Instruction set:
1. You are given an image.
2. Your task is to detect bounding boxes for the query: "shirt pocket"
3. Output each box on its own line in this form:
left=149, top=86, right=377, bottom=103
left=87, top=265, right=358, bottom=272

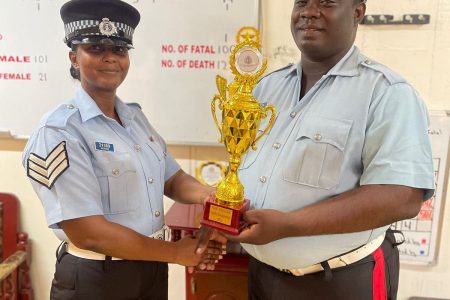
left=146, top=141, right=165, bottom=183
left=93, top=152, right=140, bottom=214
left=282, top=117, right=353, bottom=189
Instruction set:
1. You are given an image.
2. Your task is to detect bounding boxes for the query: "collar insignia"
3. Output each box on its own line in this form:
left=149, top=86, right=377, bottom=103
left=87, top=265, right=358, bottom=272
left=95, top=142, right=115, bottom=152
left=99, top=18, right=117, bottom=36
left=27, top=142, right=70, bottom=189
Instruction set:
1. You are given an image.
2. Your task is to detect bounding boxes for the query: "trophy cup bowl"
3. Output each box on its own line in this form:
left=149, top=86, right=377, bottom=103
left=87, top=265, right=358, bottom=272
left=201, top=27, right=276, bottom=235
left=201, top=85, right=275, bottom=235
left=216, top=95, right=271, bottom=204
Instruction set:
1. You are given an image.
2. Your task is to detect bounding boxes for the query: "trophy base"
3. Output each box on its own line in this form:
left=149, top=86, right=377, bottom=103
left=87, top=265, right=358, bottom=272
left=201, top=198, right=250, bottom=235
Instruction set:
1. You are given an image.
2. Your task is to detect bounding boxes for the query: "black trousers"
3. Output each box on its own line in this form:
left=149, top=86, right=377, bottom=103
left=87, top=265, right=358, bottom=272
left=50, top=248, right=168, bottom=300
left=248, top=232, right=400, bottom=300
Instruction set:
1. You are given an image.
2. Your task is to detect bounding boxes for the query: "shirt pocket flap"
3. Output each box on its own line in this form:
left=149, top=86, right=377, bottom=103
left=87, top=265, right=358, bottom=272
left=93, top=152, right=140, bottom=214
left=296, top=117, right=353, bottom=151
left=93, top=152, right=136, bottom=177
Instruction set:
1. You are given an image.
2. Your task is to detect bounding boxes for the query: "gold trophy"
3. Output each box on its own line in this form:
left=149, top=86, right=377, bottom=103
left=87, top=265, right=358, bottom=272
left=201, top=27, right=276, bottom=235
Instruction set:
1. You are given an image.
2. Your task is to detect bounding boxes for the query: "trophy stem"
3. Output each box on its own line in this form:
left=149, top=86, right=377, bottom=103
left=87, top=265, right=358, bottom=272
left=215, top=154, right=244, bottom=206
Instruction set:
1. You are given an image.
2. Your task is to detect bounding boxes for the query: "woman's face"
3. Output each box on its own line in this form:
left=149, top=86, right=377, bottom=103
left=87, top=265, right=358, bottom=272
left=69, top=44, right=130, bottom=94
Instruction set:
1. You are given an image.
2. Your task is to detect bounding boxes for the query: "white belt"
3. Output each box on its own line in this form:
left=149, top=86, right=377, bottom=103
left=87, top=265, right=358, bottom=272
left=67, top=225, right=171, bottom=261
left=282, top=233, right=385, bottom=276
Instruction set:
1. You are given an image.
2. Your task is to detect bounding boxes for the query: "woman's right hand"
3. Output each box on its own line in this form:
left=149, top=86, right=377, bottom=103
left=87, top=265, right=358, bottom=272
left=174, top=235, right=225, bottom=267
left=173, top=236, right=207, bottom=267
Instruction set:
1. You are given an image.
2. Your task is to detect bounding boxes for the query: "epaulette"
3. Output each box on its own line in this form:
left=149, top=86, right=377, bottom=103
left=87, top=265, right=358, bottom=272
left=258, top=63, right=296, bottom=83
left=41, top=103, right=79, bottom=128
left=360, top=59, right=407, bottom=85
left=127, top=102, right=142, bottom=109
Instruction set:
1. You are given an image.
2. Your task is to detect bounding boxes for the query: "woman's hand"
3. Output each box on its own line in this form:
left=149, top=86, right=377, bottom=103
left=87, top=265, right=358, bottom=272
left=173, top=236, right=207, bottom=266
left=197, top=239, right=226, bottom=271
left=185, top=227, right=227, bottom=273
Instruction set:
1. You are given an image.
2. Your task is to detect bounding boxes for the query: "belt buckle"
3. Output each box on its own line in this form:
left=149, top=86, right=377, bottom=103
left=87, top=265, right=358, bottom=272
left=153, top=225, right=171, bottom=241
left=280, top=268, right=293, bottom=275
left=154, top=230, right=165, bottom=240
left=163, top=225, right=172, bottom=241
left=279, top=268, right=304, bottom=276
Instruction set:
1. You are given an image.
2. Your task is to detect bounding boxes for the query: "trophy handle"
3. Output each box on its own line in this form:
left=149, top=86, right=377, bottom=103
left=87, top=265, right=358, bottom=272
left=211, top=95, right=224, bottom=143
left=252, top=105, right=276, bottom=151
left=216, top=75, right=228, bottom=100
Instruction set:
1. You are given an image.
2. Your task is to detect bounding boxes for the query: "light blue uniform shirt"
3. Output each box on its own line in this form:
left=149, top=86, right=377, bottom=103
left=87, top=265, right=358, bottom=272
left=239, top=46, right=434, bottom=269
left=23, top=87, right=180, bottom=241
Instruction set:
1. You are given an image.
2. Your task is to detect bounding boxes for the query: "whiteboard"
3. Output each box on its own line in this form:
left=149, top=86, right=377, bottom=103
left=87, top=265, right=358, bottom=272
left=391, top=111, right=450, bottom=265
left=0, top=0, right=260, bottom=144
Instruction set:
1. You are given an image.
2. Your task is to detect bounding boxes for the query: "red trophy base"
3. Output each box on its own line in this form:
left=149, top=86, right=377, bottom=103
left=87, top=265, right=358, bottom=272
left=201, top=198, right=250, bottom=235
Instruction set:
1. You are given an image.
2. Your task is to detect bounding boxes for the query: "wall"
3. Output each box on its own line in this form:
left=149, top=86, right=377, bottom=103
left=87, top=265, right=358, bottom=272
left=1, top=0, right=449, bottom=299
left=0, top=0, right=260, bottom=143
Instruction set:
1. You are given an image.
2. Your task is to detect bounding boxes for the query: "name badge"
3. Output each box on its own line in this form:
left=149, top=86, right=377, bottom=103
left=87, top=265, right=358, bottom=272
left=95, top=142, right=114, bottom=152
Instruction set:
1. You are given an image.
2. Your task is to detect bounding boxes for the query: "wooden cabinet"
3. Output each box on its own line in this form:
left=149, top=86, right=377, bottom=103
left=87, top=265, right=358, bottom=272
left=166, top=203, right=249, bottom=300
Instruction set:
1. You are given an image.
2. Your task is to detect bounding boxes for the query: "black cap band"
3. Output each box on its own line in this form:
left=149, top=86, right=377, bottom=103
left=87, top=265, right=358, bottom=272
left=71, top=37, right=133, bottom=49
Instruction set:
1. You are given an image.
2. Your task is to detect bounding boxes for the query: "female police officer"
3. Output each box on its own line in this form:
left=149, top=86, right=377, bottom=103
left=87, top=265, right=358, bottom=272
left=22, top=0, right=223, bottom=299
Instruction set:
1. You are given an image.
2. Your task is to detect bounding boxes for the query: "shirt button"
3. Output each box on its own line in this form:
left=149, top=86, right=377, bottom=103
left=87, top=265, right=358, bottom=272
left=163, top=151, right=167, bottom=157
left=148, top=178, right=154, bottom=184
left=290, top=112, right=297, bottom=118
left=66, top=104, right=75, bottom=109
left=365, top=59, right=372, bottom=65
left=314, top=133, right=322, bottom=141
left=154, top=211, right=161, bottom=217
left=149, top=136, right=154, bottom=142
left=273, top=143, right=281, bottom=150
left=259, top=176, right=267, bottom=183
left=112, top=168, right=120, bottom=176
left=134, top=144, right=141, bottom=152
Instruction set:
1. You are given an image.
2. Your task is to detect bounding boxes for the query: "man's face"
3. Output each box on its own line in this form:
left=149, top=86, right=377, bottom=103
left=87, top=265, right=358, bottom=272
left=291, top=0, right=365, bottom=61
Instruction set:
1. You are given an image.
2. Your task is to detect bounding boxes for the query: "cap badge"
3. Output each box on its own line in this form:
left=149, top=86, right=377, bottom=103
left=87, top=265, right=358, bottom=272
left=99, top=18, right=117, bottom=36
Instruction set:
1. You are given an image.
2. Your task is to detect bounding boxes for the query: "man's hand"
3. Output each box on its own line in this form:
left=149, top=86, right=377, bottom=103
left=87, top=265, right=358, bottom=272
left=226, top=209, right=288, bottom=245
left=196, top=226, right=227, bottom=251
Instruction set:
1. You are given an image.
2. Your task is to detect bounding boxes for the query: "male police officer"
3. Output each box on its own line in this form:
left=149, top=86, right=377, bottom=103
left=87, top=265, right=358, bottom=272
left=228, top=0, right=434, bottom=299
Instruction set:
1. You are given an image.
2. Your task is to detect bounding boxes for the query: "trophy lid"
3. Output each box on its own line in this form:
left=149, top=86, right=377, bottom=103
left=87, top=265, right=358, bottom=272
left=229, top=27, right=267, bottom=84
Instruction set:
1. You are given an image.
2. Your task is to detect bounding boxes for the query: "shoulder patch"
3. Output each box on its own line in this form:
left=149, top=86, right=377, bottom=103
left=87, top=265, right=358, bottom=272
left=258, top=63, right=296, bottom=83
left=127, top=102, right=142, bottom=109
left=361, top=59, right=407, bottom=85
left=27, top=142, right=70, bottom=189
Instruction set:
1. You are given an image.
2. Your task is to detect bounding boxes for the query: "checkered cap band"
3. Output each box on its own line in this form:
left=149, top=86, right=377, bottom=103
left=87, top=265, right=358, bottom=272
left=64, top=19, right=134, bottom=43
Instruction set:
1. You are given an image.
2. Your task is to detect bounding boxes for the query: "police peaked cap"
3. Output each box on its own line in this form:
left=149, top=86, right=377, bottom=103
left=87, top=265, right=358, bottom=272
left=60, top=0, right=140, bottom=48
